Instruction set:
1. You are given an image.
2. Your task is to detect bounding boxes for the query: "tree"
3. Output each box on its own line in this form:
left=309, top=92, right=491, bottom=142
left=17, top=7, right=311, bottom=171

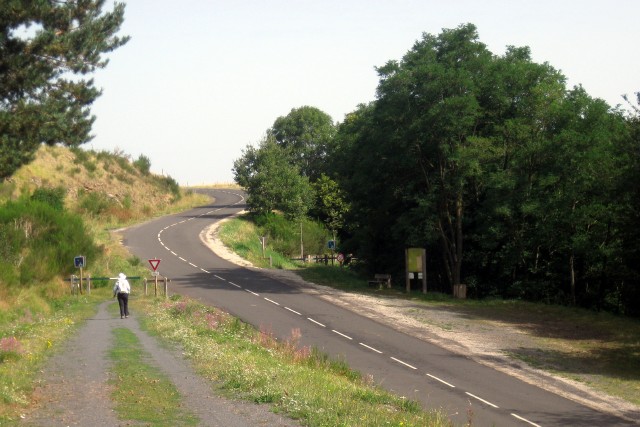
left=269, top=106, right=336, bottom=181
left=359, top=23, right=495, bottom=289
left=233, top=137, right=314, bottom=220
left=311, top=174, right=350, bottom=232
left=0, top=0, right=129, bottom=179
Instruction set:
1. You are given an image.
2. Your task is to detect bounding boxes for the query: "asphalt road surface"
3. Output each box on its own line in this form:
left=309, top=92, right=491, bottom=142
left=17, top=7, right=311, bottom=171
left=121, top=189, right=636, bottom=427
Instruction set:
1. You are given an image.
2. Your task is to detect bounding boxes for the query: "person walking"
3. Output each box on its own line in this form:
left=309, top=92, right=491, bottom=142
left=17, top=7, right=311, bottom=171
left=113, top=273, right=131, bottom=319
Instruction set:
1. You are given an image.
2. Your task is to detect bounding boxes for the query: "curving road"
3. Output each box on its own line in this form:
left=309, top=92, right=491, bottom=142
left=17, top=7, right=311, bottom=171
left=121, top=189, right=636, bottom=427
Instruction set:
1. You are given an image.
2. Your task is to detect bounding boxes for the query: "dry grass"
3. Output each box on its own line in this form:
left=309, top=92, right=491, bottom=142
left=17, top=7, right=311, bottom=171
left=2, top=145, right=210, bottom=224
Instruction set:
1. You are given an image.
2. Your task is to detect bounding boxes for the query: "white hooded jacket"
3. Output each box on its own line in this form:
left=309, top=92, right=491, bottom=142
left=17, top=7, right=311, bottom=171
left=113, top=273, right=131, bottom=295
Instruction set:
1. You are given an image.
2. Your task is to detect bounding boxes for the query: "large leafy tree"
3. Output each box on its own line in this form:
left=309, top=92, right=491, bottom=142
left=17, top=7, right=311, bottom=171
left=0, top=0, right=129, bottom=179
left=342, top=24, right=498, bottom=288
left=233, top=137, right=314, bottom=220
left=269, top=106, right=336, bottom=181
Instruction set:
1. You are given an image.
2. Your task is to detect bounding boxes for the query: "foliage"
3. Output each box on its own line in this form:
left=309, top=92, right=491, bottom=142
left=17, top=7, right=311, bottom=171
left=310, top=174, right=350, bottom=232
left=0, top=198, right=99, bottom=285
left=157, top=175, right=181, bottom=202
left=329, top=24, right=639, bottom=315
left=250, top=212, right=331, bottom=257
left=0, top=1, right=129, bottom=179
left=133, top=154, right=151, bottom=176
left=233, top=137, right=313, bottom=220
left=269, top=106, right=337, bottom=180
left=30, top=186, right=66, bottom=211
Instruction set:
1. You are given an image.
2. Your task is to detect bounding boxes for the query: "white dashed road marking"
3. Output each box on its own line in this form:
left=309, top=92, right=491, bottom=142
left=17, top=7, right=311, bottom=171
left=390, top=357, right=417, bottom=370
left=465, top=392, right=498, bottom=408
left=359, top=343, right=383, bottom=354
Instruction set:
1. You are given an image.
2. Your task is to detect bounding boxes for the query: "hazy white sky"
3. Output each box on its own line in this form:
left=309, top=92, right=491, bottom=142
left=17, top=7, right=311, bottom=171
left=89, top=0, right=640, bottom=185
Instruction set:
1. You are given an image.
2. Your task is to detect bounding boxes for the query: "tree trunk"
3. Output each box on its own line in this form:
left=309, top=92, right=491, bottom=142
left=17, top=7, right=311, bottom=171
left=453, top=191, right=463, bottom=286
left=570, top=253, right=576, bottom=305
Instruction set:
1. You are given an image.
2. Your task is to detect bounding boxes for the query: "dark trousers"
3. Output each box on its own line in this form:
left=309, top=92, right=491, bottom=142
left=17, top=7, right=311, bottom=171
left=117, top=292, right=129, bottom=317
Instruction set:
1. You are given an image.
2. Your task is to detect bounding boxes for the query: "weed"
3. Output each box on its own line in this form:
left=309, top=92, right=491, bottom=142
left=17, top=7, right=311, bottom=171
left=0, top=337, right=23, bottom=362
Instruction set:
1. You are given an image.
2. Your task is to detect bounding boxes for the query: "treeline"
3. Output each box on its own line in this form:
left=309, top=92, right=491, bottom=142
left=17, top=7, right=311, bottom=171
left=234, top=24, right=640, bottom=315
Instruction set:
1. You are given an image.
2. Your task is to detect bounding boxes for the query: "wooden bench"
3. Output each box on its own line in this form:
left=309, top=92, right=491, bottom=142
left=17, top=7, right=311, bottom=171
left=368, top=273, right=392, bottom=289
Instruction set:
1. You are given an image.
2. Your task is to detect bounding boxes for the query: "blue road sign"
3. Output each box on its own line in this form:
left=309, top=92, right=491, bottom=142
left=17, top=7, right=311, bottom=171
left=74, top=256, right=86, bottom=268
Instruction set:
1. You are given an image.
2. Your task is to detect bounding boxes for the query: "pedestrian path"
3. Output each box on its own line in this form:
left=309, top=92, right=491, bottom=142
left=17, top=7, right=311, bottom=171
left=22, top=300, right=299, bottom=426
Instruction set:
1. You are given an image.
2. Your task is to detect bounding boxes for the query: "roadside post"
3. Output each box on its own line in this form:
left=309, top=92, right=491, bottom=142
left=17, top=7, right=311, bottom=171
left=148, top=258, right=162, bottom=297
left=74, top=256, right=86, bottom=295
left=328, top=238, right=336, bottom=266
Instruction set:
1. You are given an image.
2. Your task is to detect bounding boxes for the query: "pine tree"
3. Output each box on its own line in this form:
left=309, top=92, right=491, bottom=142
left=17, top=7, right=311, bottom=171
left=0, top=0, right=129, bottom=179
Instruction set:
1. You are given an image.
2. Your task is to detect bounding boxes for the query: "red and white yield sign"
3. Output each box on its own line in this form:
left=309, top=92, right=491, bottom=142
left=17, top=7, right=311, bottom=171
left=148, top=258, right=161, bottom=271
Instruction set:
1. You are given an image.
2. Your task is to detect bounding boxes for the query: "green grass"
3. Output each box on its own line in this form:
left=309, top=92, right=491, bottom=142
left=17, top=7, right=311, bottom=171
left=137, top=296, right=450, bottom=426
left=109, top=327, right=199, bottom=426
left=217, top=216, right=300, bottom=269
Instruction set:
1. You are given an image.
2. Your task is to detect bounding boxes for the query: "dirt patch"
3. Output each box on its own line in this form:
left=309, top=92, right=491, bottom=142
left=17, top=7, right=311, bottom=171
left=201, top=218, right=640, bottom=425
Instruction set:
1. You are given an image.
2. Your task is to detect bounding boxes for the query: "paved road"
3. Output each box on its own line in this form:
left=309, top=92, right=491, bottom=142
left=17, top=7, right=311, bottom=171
left=121, top=189, right=636, bottom=427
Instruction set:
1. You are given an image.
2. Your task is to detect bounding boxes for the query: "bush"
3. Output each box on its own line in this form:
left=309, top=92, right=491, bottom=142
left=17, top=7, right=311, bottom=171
left=252, top=212, right=331, bottom=257
left=30, top=187, right=66, bottom=211
left=157, top=175, right=181, bottom=201
left=77, top=190, right=114, bottom=217
left=133, top=154, right=151, bottom=176
left=0, top=198, right=99, bottom=285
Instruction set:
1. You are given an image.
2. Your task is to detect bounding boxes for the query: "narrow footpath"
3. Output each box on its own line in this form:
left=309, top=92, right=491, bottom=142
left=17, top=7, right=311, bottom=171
left=21, top=300, right=300, bottom=427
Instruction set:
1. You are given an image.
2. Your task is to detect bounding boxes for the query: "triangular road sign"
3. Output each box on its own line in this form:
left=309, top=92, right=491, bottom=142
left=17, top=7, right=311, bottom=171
left=148, top=259, right=161, bottom=271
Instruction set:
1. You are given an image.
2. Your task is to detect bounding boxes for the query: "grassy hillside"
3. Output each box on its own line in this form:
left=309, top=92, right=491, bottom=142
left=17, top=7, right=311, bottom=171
left=0, top=145, right=199, bottom=223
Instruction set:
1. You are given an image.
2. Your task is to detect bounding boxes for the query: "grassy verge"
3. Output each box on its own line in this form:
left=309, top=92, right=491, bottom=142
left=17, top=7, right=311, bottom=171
left=136, top=296, right=450, bottom=426
left=217, top=215, right=300, bottom=269
left=0, top=291, right=103, bottom=421
left=218, top=214, right=640, bottom=407
left=109, top=327, right=199, bottom=426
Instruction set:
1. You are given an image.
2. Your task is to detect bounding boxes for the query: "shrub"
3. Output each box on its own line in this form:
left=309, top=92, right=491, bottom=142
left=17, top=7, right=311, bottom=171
left=0, top=198, right=99, bottom=285
left=30, top=187, right=66, bottom=211
left=133, top=154, right=151, bottom=176
left=252, top=212, right=331, bottom=257
left=77, top=191, right=113, bottom=217
left=157, top=175, right=181, bottom=201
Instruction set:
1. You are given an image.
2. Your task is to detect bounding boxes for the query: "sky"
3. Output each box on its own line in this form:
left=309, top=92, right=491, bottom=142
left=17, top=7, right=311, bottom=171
left=88, top=0, right=640, bottom=185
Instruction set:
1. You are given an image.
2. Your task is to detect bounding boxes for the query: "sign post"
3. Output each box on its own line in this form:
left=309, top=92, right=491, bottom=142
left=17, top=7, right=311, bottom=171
left=74, top=256, right=86, bottom=294
left=405, top=248, right=427, bottom=294
left=148, top=259, right=161, bottom=296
